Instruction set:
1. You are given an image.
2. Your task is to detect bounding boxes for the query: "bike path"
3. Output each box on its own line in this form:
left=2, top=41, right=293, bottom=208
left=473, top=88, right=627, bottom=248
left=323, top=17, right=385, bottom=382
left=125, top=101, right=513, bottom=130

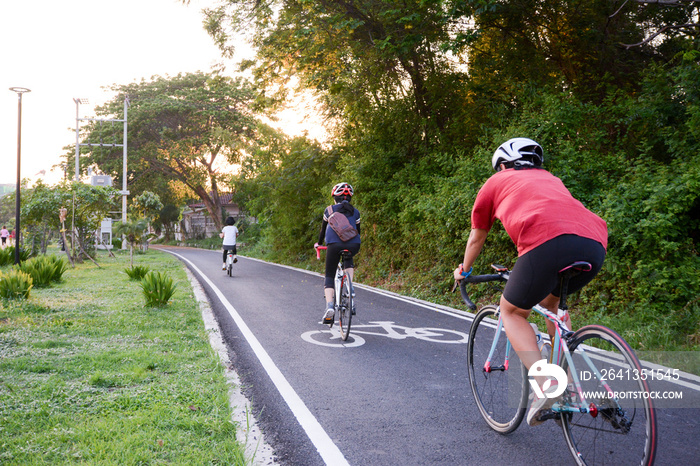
left=158, top=246, right=700, bottom=465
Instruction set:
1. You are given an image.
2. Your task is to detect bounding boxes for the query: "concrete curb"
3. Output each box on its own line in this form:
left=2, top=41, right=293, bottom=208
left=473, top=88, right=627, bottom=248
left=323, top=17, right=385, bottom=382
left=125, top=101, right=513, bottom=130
left=185, top=267, right=278, bottom=465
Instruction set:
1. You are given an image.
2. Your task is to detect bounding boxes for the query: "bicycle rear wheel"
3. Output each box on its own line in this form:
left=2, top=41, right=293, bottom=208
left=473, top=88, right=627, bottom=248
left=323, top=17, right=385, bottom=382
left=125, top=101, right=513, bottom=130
left=560, top=325, right=657, bottom=466
left=338, top=272, right=353, bottom=341
left=467, top=305, right=528, bottom=434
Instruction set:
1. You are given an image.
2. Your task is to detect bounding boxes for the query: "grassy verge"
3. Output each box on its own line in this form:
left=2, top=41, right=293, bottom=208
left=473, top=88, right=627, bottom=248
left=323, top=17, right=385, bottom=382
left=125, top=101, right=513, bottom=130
left=0, top=248, right=246, bottom=465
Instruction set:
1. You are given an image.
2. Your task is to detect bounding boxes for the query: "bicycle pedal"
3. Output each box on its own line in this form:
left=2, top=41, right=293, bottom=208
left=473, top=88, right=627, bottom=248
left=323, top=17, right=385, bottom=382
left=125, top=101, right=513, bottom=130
left=538, top=409, right=559, bottom=422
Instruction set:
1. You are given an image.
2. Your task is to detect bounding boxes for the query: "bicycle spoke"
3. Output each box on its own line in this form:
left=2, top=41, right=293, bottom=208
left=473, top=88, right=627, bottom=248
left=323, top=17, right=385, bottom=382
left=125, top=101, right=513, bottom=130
left=467, top=305, right=528, bottom=434
left=560, top=325, right=657, bottom=466
left=338, top=272, right=353, bottom=341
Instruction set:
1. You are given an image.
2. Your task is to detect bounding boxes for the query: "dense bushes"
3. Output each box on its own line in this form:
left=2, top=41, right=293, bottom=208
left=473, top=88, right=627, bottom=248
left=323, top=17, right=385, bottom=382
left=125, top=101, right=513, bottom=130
left=234, top=57, right=700, bottom=351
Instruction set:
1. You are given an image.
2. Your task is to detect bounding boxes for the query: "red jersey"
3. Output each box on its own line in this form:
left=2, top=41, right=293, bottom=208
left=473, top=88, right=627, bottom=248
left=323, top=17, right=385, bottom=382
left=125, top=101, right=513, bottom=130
left=471, top=168, right=608, bottom=256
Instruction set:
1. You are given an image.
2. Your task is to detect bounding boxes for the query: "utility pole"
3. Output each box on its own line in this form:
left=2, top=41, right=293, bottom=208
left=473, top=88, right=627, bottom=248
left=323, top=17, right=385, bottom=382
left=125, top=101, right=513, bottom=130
left=73, top=97, right=129, bottom=250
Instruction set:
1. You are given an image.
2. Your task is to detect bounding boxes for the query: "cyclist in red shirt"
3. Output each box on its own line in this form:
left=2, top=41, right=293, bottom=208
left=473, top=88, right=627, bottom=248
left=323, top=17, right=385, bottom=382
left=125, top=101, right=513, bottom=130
left=453, top=138, right=607, bottom=426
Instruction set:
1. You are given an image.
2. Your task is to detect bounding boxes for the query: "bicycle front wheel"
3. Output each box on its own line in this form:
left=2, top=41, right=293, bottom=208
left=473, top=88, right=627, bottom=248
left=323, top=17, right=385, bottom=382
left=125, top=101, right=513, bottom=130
left=467, top=305, right=528, bottom=434
left=338, top=272, right=353, bottom=341
left=561, top=325, right=657, bottom=466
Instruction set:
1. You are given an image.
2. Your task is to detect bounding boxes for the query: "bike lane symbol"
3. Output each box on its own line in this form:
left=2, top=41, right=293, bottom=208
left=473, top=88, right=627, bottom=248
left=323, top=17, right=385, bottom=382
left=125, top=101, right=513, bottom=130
left=301, top=321, right=469, bottom=348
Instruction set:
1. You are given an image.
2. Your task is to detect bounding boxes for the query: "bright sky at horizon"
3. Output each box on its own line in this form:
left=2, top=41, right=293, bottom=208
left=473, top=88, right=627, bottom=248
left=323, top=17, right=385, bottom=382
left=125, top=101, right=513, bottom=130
left=0, top=0, right=246, bottom=187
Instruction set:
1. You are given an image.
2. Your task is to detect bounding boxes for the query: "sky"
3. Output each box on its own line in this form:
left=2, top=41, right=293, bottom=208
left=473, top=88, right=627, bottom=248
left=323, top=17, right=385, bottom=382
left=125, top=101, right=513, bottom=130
left=0, top=0, right=252, bottom=186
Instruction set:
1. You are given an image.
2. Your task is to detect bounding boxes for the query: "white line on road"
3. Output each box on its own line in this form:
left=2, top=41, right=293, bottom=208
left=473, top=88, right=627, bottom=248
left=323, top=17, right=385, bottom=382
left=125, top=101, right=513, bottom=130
left=164, top=250, right=349, bottom=466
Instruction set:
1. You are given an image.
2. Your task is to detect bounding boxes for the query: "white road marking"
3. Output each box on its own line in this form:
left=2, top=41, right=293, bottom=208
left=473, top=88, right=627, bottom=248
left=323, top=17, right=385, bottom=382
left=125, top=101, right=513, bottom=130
left=164, top=250, right=350, bottom=466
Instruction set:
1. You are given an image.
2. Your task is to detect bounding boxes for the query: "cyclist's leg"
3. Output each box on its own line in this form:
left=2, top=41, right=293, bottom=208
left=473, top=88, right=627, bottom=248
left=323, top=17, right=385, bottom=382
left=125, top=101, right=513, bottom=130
left=504, top=235, right=606, bottom=369
left=499, top=298, right=541, bottom=372
left=500, top=246, right=566, bottom=424
left=540, top=293, right=561, bottom=339
left=340, top=243, right=360, bottom=283
left=222, top=247, right=229, bottom=269
left=502, top=298, right=562, bottom=426
left=322, top=244, right=342, bottom=322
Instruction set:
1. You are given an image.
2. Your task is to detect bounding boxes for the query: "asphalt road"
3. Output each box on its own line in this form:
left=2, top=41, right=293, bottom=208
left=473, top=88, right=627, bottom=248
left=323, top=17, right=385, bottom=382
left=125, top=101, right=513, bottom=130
left=158, top=246, right=700, bottom=466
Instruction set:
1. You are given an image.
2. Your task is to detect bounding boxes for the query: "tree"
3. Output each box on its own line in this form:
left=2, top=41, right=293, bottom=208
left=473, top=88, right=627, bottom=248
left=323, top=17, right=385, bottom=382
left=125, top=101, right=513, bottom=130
left=21, top=181, right=118, bottom=260
left=202, top=0, right=470, bottom=141
left=80, top=72, right=259, bottom=231
left=616, top=0, right=700, bottom=49
left=233, top=131, right=338, bottom=259
left=133, top=190, right=163, bottom=228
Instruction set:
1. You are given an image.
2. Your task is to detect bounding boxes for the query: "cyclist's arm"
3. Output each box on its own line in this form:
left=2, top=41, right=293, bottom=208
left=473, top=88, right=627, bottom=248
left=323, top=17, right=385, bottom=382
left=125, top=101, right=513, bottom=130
left=318, top=220, right=328, bottom=245
left=454, top=228, right=488, bottom=280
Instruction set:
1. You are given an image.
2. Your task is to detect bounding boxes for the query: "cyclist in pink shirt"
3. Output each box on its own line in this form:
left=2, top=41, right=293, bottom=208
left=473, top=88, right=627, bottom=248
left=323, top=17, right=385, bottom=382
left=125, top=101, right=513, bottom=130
left=453, top=138, right=607, bottom=426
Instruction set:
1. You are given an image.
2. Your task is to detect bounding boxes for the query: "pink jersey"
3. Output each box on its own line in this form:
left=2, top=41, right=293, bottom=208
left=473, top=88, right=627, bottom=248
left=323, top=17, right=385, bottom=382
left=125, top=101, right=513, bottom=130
left=471, top=168, right=608, bottom=256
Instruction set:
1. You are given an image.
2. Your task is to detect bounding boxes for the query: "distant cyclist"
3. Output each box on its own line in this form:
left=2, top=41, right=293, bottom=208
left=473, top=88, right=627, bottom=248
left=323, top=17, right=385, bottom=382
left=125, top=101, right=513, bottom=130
left=220, top=216, right=239, bottom=270
left=315, top=182, right=361, bottom=324
left=452, top=138, right=608, bottom=426
left=0, top=226, right=8, bottom=248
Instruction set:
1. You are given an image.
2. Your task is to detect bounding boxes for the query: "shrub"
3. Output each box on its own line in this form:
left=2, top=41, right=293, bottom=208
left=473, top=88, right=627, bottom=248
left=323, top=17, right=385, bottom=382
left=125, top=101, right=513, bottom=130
left=140, top=271, right=177, bottom=307
left=0, top=248, right=11, bottom=267
left=0, top=269, right=33, bottom=299
left=0, top=247, right=31, bottom=267
left=16, top=257, right=51, bottom=288
left=46, top=255, right=69, bottom=283
left=124, top=265, right=150, bottom=281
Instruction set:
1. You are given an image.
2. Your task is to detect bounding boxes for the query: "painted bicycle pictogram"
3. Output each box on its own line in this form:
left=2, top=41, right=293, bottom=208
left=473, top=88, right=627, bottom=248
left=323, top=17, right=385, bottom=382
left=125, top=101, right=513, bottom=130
left=301, top=320, right=469, bottom=347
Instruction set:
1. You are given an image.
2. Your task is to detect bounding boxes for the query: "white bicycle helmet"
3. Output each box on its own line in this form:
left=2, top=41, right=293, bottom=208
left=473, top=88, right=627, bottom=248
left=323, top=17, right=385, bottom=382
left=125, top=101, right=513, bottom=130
left=492, top=138, right=544, bottom=171
left=331, top=182, right=354, bottom=197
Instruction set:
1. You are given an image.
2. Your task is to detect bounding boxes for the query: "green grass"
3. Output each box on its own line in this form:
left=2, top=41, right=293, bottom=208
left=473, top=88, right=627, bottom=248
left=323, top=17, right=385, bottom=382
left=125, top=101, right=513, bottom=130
left=0, top=248, right=247, bottom=465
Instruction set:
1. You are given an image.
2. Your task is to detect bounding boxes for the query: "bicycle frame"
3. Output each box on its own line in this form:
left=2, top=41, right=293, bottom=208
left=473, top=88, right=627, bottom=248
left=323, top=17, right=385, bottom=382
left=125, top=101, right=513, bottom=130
left=480, top=301, right=620, bottom=418
left=315, top=245, right=355, bottom=339
left=463, top=264, right=657, bottom=464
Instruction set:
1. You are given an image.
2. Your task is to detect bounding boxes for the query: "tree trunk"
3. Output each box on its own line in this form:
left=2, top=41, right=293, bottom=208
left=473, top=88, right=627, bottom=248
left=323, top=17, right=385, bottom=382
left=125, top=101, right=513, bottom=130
left=194, top=185, right=224, bottom=232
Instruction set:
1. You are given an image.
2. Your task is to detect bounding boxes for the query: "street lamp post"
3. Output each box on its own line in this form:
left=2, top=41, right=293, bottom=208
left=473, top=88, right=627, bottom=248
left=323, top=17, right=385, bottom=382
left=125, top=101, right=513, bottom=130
left=9, top=87, right=30, bottom=265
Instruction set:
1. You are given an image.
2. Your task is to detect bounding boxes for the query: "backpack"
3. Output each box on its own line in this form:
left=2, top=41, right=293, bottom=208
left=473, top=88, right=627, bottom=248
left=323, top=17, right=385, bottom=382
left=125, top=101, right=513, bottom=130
left=325, top=206, right=358, bottom=242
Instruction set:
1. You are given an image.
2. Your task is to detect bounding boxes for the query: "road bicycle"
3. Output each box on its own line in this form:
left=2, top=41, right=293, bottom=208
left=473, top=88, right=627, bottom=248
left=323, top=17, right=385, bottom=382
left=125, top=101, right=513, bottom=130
left=459, top=262, right=657, bottom=465
left=225, top=250, right=236, bottom=277
left=316, top=245, right=354, bottom=341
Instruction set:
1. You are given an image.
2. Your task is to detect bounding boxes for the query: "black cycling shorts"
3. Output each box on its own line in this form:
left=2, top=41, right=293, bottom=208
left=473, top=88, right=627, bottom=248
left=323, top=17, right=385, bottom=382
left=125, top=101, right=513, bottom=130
left=324, top=242, right=361, bottom=288
left=503, top=234, right=606, bottom=310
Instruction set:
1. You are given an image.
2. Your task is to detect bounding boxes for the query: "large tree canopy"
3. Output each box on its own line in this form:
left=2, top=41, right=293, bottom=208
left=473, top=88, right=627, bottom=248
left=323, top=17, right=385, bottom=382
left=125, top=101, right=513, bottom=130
left=78, top=72, right=261, bottom=230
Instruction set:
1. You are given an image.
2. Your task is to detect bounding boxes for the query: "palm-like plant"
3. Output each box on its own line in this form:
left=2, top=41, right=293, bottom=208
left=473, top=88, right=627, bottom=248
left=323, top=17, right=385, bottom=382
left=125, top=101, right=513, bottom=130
left=114, top=219, right=148, bottom=267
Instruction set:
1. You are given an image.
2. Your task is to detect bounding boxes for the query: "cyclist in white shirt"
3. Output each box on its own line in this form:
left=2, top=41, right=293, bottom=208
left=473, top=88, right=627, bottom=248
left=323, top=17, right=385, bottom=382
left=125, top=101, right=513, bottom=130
left=219, top=216, right=239, bottom=270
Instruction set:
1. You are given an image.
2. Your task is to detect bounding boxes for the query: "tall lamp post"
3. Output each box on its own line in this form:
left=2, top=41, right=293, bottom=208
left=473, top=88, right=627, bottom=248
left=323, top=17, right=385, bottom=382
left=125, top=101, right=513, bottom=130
left=9, top=87, right=30, bottom=265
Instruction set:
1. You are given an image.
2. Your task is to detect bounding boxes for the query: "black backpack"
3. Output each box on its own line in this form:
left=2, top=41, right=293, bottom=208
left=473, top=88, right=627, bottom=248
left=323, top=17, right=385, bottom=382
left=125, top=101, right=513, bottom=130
left=325, top=206, right=358, bottom=242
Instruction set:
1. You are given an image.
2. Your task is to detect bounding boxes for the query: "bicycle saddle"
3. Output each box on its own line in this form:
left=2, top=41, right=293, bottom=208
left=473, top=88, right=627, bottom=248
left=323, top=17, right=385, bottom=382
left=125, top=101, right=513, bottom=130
left=558, top=261, right=592, bottom=274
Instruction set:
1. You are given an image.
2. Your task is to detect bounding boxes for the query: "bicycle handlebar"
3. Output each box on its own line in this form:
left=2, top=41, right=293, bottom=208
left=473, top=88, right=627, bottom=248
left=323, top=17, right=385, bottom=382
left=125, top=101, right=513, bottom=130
left=457, top=269, right=508, bottom=311
left=315, top=244, right=327, bottom=260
